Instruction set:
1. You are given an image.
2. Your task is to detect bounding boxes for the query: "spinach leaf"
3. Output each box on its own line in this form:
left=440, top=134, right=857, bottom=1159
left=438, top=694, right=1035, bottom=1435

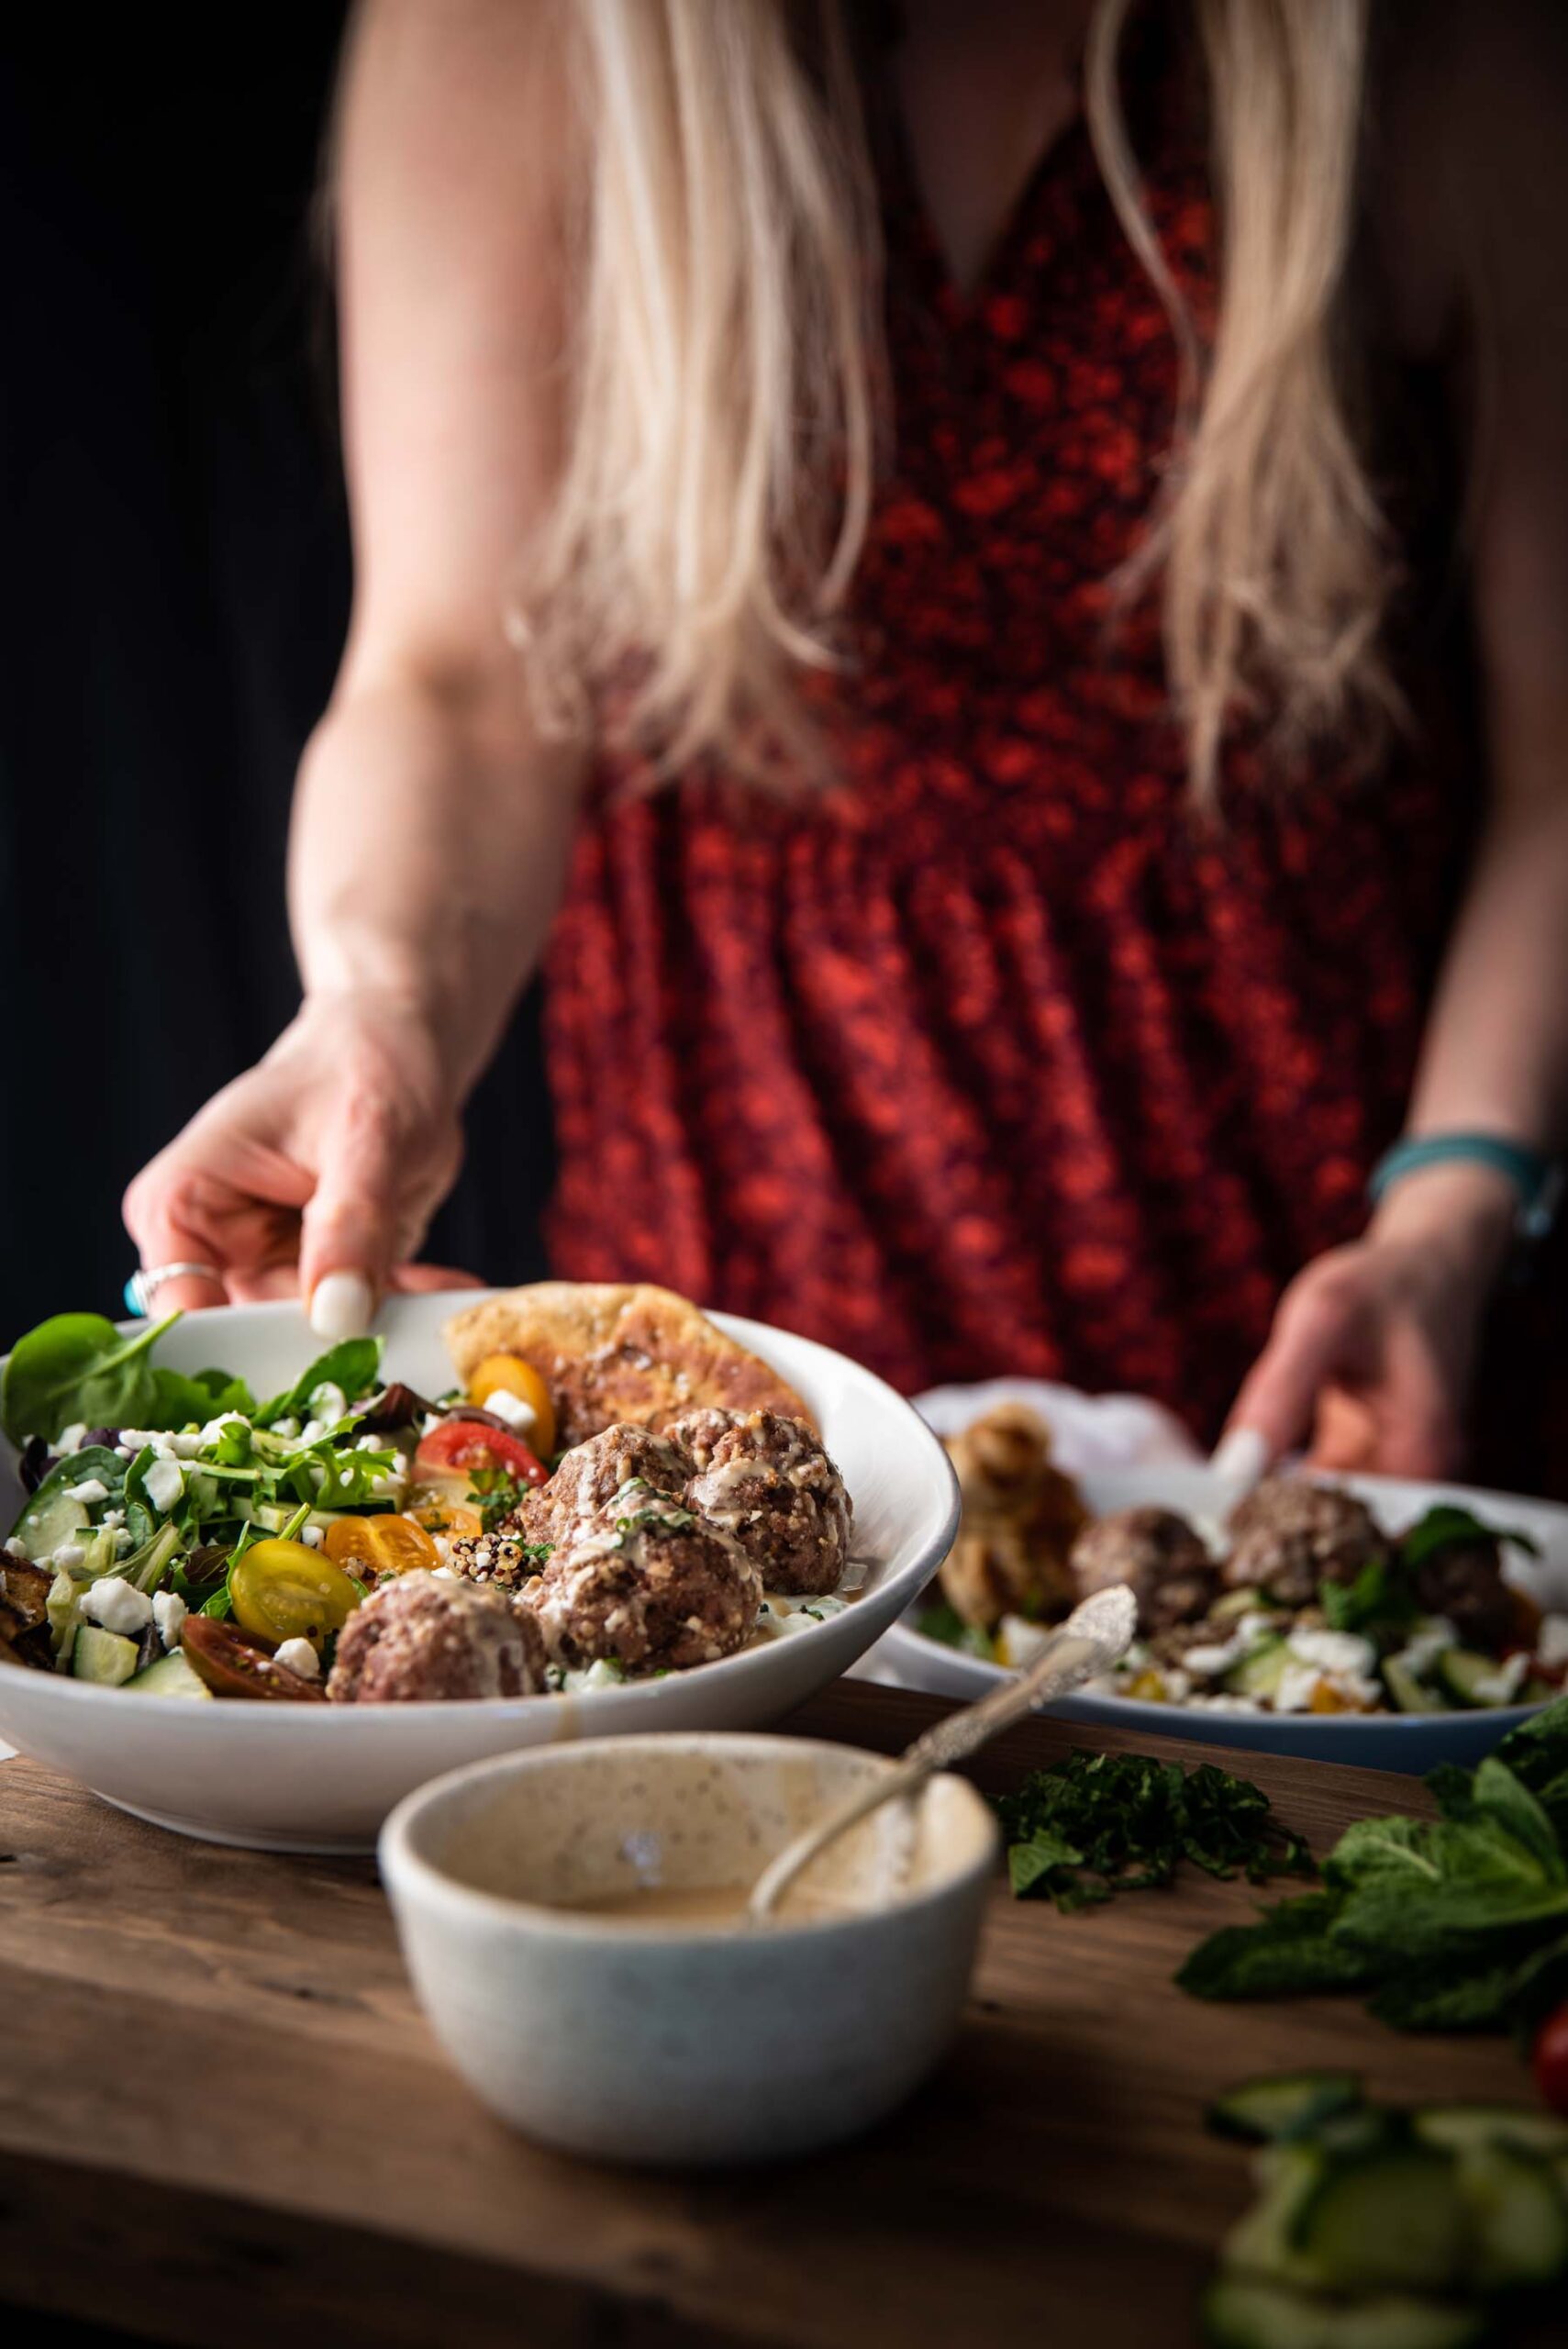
left=254, top=1338, right=384, bottom=1429
left=1319, top=1554, right=1418, bottom=1639
left=1399, top=1503, right=1540, bottom=1568
left=147, top=1364, right=255, bottom=1429
left=2, top=1311, right=179, bottom=1445
left=1367, top=1955, right=1520, bottom=2033
left=1496, top=1699, right=1568, bottom=1842
left=1177, top=1893, right=1382, bottom=2000
left=9, top=1444, right=128, bottom=1555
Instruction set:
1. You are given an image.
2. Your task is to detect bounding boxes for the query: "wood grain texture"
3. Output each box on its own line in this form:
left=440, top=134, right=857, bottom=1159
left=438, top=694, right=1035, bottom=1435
left=0, top=1686, right=1555, bottom=2349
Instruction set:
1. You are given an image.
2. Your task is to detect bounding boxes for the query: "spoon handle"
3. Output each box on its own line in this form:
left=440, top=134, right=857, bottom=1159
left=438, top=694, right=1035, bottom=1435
left=748, top=1584, right=1136, bottom=1921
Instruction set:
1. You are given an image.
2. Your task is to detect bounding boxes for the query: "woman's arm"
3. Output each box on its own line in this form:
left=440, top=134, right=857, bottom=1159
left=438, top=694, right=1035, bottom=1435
left=1227, top=0, right=1568, bottom=1475
left=126, top=0, right=584, bottom=1327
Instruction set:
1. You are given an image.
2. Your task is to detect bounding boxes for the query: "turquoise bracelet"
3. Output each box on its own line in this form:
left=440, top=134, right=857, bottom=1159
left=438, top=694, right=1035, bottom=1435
left=1368, top=1132, right=1562, bottom=1242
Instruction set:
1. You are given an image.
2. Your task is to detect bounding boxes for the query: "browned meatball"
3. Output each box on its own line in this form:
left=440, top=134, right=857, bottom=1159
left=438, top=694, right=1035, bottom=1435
left=1413, top=1538, right=1522, bottom=1651
left=1224, top=1478, right=1386, bottom=1608
left=670, top=1408, right=852, bottom=1597
left=502, top=1423, right=695, bottom=1550
left=327, top=1572, right=546, bottom=1702
left=528, top=1499, right=762, bottom=1673
left=1070, top=1508, right=1218, bottom=1634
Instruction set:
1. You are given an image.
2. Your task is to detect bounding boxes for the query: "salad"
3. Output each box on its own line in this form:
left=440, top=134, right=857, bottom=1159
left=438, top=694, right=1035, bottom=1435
left=0, top=1300, right=854, bottom=1702
left=918, top=1404, right=1565, bottom=1720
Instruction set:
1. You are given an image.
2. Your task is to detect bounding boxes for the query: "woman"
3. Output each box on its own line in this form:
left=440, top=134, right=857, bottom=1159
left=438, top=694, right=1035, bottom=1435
left=125, top=0, right=1568, bottom=1482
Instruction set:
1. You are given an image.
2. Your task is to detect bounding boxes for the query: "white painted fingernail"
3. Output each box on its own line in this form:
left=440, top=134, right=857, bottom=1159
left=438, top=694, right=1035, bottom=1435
left=1210, top=1426, right=1269, bottom=1489
left=308, top=1271, right=374, bottom=1340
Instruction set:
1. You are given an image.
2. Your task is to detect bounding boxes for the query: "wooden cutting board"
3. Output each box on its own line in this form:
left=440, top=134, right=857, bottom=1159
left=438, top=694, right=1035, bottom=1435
left=0, top=1683, right=1554, bottom=2349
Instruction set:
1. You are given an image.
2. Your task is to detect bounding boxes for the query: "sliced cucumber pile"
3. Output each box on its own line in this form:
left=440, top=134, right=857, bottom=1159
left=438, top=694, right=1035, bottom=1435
left=1205, top=2076, right=1568, bottom=2346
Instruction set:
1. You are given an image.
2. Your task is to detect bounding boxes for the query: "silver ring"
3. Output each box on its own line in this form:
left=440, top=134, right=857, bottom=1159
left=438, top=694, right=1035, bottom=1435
left=124, top=1262, right=222, bottom=1317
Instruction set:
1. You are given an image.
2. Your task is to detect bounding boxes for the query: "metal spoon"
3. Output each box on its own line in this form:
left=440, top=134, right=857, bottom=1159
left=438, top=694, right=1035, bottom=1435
left=748, top=1583, right=1138, bottom=1923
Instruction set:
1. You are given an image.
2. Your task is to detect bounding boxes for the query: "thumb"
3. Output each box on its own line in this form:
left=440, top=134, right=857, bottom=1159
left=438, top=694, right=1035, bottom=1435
left=1223, top=1284, right=1352, bottom=1470
left=297, top=1098, right=410, bottom=1336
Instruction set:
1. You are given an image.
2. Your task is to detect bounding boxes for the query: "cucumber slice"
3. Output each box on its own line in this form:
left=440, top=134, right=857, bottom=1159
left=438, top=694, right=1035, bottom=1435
left=1210, top=2074, right=1365, bottom=2145
left=71, top=1624, right=139, bottom=1687
left=1228, top=1636, right=1294, bottom=1700
left=1436, top=1650, right=1510, bottom=1709
left=1294, top=2150, right=1468, bottom=2295
left=1223, top=2144, right=1329, bottom=2288
left=1455, top=2142, right=1568, bottom=2289
left=1383, top=1659, right=1450, bottom=1716
left=1202, top=2278, right=1486, bottom=2349
left=1414, top=2107, right=1568, bottom=2163
left=12, top=1484, right=88, bottom=1562
left=126, top=1648, right=212, bottom=1700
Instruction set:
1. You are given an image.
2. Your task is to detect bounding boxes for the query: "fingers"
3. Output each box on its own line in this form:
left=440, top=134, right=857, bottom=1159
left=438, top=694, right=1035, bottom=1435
left=297, top=1093, right=425, bottom=1330
left=1224, top=1277, right=1356, bottom=1470
left=122, top=1159, right=232, bottom=1314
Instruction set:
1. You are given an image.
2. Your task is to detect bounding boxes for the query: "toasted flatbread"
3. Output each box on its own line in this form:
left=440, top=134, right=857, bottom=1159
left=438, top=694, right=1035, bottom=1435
left=444, top=1283, right=814, bottom=1451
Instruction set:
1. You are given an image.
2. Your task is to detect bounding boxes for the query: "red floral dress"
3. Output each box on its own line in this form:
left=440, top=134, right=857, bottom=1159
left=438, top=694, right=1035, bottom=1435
left=540, top=70, right=1470, bottom=1447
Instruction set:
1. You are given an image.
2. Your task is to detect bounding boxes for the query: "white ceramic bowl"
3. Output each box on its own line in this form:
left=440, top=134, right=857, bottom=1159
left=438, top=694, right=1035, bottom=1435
left=880, top=1458, right=1568, bottom=1770
left=0, top=1294, right=958, bottom=1850
left=380, top=1732, right=997, bottom=2165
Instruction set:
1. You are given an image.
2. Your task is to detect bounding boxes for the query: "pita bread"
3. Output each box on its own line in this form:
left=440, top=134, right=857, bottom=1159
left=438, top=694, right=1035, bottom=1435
left=444, top=1283, right=814, bottom=1451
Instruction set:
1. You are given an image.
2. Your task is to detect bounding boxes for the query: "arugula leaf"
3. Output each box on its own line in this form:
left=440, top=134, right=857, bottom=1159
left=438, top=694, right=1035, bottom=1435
left=1399, top=1503, right=1540, bottom=1568
left=998, top=1750, right=1313, bottom=1914
left=1177, top=1893, right=1383, bottom=2000
left=255, top=1339, right=384, bottom=1428
left=1, top=1311, right=179, bottom=1444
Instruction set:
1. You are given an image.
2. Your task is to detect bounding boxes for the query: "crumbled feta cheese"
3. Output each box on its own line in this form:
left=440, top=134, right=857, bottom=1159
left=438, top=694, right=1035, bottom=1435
left=272, top=1637, right=319, bottom=1680
left=1183, top=1634, right=1250, bottom=1679
left=421, top=1411, right=445, bottom=1438
left=152, top=1590, right=187, bottom=1649
left=1273, top=1664, right=1324, bottom=1715
left=51, top=1542, right=86, bottom=1572
left=298, top=1419, right=326, bottom=1446
left=1287, top=1627, right=1378, bottom=1682
left=118, top=1429, right=180, bottom=1458
left=300, top=1522, right=325, bottom=1549
left=168, top=1431, right=204, bottom=1459
left=309, top=1383, right=348, bottom=1428
left=115, top=1530, right=133, bottom=1554
left=56, top=1422, right=88, bottom=1455
left=1536, top=1614, right=1568, bottom=1672
left=339, top=1469, right=355, bottom=1487
left=370, top=1470, right=406, bottom=1498
left=65, top=1476, right=110, bottom=1505
left=1162, top=1666, right=1192, bottom=1702
left=5, top=1536, right=29, bottom=1560
left=1471, top=1652, right=1531, bottom=1707
left=142, top=1456, right=184, bottom=1514
left=1390, top=1620, right=1459, bottom=1680
left=431, top=1564, right=456, bottom=1580
left=272, top=1416, right=301, bottom=1441
left=355, top=1433, right=384, bottom=1452
left=483, top=1386, right=538, bottom=1434
left=199, top=1412, right=250, bottom=1444
left=81, top=1576, right=153, bottom=1634
left=101, top=1507, right=125, bottom=1531
left=114, top=1444, right=133, bottom=1460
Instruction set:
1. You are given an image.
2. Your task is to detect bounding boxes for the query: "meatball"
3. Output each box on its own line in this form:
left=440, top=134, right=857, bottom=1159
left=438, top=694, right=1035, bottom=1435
left=1413, top=1538, right=1521, bottom=1652
left=503, top=1423, right=695, bottom=1550
left=527, top=1500, right=762, bottom=1674
left=670, top=1408, right=852, bottom=1597
left=1224, top=1478, right=1386, bottom=1608
left=1070, top=1507, right=1218, bottom=1635
left=327, top=1571, right=546, bottom=1702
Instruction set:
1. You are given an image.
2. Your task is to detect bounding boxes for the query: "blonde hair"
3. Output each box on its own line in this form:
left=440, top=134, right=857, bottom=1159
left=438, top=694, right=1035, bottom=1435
left=521, top=0, right=1396, bottom=796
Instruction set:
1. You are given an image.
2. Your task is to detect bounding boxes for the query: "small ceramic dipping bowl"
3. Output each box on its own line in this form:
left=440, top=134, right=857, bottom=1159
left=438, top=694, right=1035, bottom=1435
left=379, top=1732, right=998, bottom=2165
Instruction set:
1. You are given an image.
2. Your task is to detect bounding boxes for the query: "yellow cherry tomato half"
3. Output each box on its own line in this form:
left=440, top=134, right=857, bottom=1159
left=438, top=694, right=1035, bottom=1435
left=409, top=1499, right=484, bottom=1541
left=323, top=1513, right=440, bottom=1581
left=464, top=1353, right=556, bottom=1460
left=228, top=1540, right=366, bottom=1651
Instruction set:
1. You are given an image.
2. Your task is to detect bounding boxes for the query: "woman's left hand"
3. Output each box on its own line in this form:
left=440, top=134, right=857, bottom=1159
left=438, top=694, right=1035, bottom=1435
left=1223, top=1164, right=1518, bottom=1478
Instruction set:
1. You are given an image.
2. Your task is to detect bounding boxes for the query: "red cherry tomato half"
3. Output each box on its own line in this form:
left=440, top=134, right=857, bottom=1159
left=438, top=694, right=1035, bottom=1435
left=413, top=1417, right=548, bottom=1486
left=1532, top=2004, right=1568, bottom=2117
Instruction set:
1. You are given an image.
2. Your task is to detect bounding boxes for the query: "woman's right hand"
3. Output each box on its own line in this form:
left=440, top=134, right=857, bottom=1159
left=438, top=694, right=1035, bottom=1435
left=122, top=990, right=470, bottom=1330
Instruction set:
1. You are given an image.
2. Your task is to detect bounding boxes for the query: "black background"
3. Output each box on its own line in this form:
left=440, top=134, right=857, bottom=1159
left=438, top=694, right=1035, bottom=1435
left=0, top=12, right=552, bottom=1343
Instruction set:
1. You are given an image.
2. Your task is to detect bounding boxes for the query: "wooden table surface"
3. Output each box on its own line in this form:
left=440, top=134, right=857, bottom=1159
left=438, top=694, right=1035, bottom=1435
left=0, top=1682, right=1554, bottom=2349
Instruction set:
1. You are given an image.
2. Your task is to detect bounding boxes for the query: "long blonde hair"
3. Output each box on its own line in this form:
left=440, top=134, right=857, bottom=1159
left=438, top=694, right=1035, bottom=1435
left=520, top=0, right=1395, bottom=796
